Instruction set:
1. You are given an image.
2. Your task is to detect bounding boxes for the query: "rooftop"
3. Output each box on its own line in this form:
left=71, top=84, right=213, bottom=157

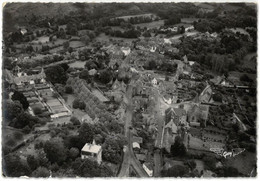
left=81, top=143, right=102, bottom=154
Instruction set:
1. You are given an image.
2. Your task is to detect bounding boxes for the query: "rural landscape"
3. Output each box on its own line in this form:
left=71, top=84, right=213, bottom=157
left=2, top=2, right=257, bottom=177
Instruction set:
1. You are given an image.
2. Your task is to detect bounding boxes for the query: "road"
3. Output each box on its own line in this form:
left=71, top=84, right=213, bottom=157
left=118, top=82, right=149, bottom=177
left=153, top=88, right=164, bottom=177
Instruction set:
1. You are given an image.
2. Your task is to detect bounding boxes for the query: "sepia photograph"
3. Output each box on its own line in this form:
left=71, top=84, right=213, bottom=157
left=1, top=0, right=257, bottom=178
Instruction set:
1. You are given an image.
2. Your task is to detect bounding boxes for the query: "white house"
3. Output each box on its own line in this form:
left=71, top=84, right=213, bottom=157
left=143, top=162, right=153, bottom=177
left=185, top=25, right=194, bottom=32
left=151, top=78, right=157, bottom=85
left=150, top=46, right=157, bottom=52
left=81, top=141, right=102, bottom=165
left=20, top=28, right=27, bottom=35
left=121, top=47, right=131, bottom=56
left=133, top=142, right=140, bottom=149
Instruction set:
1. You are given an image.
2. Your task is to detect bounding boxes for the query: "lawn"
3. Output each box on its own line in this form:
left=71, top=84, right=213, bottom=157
left=181, top=18, right=200, bottom=24
left=115, top=13, right=155, bottom=20
left=228, top=71, right=256, bottom=85
left=68, top=61, right=86, bottom=68
left=95, top=33, right=138, bottom=44
left=31, top=36, right=49, bottom=44
left=241, top=52, right=256, bottom=70
left=69, top=40, right=85, bottom=48
left=65, top=93, right=87, bottom=121
left=133, top=20, right=164, bottom=29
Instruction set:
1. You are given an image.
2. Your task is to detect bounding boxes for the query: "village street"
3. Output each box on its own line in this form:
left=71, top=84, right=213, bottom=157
left=118, top=81, right=148, bottom=177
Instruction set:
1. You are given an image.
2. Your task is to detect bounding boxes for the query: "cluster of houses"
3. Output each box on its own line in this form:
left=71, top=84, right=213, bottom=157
left=4, top=66, right=71, bottom=119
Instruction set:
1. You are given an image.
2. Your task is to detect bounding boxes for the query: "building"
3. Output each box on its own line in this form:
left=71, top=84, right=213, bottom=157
left=151, top=78, right=157, bottom=85
left=165, top=107, right=187, bottom=126
left=81, top=141, right=102, bottom=165
left=13, top=68, right=46, bottom=86
left=121, top=47, right=131, bottom=56
left=185, top=25, right=195, bottom=32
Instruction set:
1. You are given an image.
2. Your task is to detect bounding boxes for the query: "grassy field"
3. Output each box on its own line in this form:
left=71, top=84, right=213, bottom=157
left=228, top=71, right=256, bottom=85
left=115, top=13, right=155, bottom=20
left=241, top=52, right=256, bottom=70
left=69, top=40, right=85, bottom=48
left=181, top=18, right=200, bottom=24
left=134, top=20, right=164, bottom=29
left=69, top=61, right=86, bottom=68
left=95, top=33, right=138, bottom=43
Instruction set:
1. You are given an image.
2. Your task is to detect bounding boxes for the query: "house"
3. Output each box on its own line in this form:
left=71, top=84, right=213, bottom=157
left=143, top=162, right=153, bottom=177
left=185, top=25, right=194, bottom=32
left=13, top=68, right=46, bottom=86
left=20, top=28, right=27, bottom=35
left=187, top=103, right=209, bottom=125
left=121, top=47, right=131, bottom=56
left=150, top=46, right=157, bottom=52
left=133, top=142, right=140, bottom=149
left=88, top=69, right=97, bottom=76
left=165, top=119, right=178, bottom=134
left=81, top=141, right=102, bottom=164
left=165, top=107, right=187, bottom=126
left=199, top=85, right=212, bottom=103
left=151, top=78, right=157, bottom=85
left=81, top=114, right=92, bottom=123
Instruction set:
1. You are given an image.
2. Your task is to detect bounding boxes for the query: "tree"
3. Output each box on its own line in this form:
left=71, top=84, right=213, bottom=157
left=203, top=156, right=217, bottom=171
left=33, top=106, right=42, bottom=115
left=10, top=112, right=39, bottom=129
left=27, top=155, right=39, bottom=171
left=102, top=135, right=127, bottom=164
left=162, top=165, right=189, bottom=177
left=148, top=60, right=157, bottom=70
left=44, top=138, right=68, bottom=165
left=72, top=158, right=112, bottom=177
left=212, top=93, right=222, bottom=102
left=218, top=166, right=239, bottom=177
left=170, top=136, right=187, bottom=157
left=99, top=69, right=113, bottom=84
left=70, top=116, right=80, bottom=125
left=78, top=123, right=95, bottom=144
left=63, top=41, right=70, bottom=50
left=69, top=147, right=80, bottom=159
left=240, top=74, right=253, bottom=82
left=3, top=154, right=31, bottom=177
left=59, top=63, right=69, bottom=72
left=65, top=85, right=73, bottom=94
left=68, top=47, right=73, bottom=54
left=45, top=65, right=68, bottom=84
left=3, top=100, right=23, bottom=122
left=32, top=167, right=50, bottom=177
left=11, top=91, right=29, bottom=110
left=79, top=69, right=90, bottom=82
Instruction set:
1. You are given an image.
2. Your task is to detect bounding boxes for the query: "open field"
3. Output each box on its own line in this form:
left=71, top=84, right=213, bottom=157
left=70, top=40, right=85, bottom=48
left=115, top=13, right=155, bottom=20
left=95, top=33, right=138, bottom=43
left=241, top=52, right=256, bottom=70
left=69, top=61, right=86, bottom=68
left=134, top=20, right=164, bottom=29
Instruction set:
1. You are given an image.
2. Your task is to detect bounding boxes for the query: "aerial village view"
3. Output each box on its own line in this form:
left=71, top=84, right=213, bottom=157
left=1, top=2, right=257, bottom=178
